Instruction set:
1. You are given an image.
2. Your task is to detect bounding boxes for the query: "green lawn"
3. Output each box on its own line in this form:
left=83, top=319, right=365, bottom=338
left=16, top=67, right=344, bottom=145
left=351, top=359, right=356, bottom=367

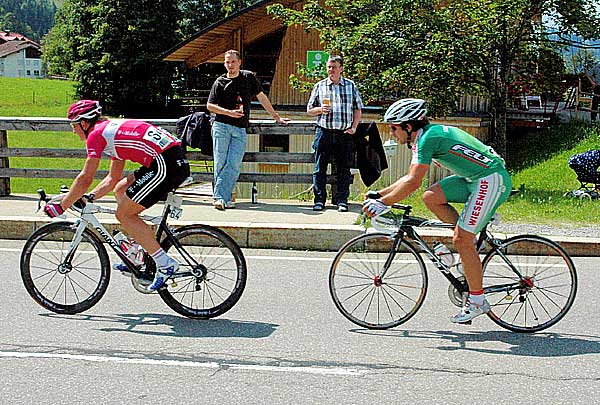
left=0, top=77, right=76, bottom=117
left=1, top=77, right=114, bottom=191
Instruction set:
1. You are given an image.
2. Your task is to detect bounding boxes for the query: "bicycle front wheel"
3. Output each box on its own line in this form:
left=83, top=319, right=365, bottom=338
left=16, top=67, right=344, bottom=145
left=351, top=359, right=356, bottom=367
left=482, top=235, right=577, bottom=333
left=158, top=225, right=247, bottom=319
left=329, top=232, right=428, bottom=329
left=20, top=222, right=110, bottom=314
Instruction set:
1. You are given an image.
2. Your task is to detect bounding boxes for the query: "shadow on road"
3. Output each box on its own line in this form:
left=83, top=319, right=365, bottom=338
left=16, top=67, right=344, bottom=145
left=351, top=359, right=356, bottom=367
left=350, top=328, right=600, bottom=357
left=41, top=312, right=278, bottom=339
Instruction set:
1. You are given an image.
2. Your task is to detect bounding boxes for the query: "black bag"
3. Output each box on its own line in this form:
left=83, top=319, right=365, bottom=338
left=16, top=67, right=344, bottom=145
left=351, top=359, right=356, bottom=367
left=175, top=112, right=213, bottom=156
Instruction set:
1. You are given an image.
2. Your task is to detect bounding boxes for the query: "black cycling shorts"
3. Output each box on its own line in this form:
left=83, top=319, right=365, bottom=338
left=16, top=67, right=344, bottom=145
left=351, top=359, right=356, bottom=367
left=126, top=146, right=190, bottom=208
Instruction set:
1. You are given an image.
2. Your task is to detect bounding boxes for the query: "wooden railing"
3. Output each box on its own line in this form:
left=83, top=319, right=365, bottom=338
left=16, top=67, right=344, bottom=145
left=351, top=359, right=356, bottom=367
left=0, top=117, right=339, bottom=196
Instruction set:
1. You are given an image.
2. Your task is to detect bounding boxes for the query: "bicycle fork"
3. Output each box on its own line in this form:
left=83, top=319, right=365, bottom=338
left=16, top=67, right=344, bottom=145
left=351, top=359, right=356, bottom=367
left=56, top=219, right=89, bottom=273
left=375, top=234, right=404, bottom=286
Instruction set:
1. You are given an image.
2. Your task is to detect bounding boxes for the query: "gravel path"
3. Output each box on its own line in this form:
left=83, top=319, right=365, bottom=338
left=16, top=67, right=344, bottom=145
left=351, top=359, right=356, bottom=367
left=491, top=222, right=600, bottom=238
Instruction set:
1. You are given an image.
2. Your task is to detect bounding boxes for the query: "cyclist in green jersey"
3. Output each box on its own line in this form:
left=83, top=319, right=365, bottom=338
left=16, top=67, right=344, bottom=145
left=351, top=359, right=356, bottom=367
left=363, top=98, right=512, bottom=323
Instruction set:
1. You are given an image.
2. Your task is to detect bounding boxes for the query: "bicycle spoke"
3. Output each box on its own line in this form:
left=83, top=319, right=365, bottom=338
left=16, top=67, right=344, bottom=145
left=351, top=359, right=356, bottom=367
left=483, top=235, right=577, bottom=332
left=21, top=223, right=109, bottom=314
left=329, top=233, right=427, bottom=329
left=157, top=226, right=246, bottom=318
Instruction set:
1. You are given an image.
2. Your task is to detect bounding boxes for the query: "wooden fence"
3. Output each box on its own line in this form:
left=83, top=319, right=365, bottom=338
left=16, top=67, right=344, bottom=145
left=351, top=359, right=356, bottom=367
left=0, top=116, right=491, bottom=199
left=0, top=118, right=336, bottom=197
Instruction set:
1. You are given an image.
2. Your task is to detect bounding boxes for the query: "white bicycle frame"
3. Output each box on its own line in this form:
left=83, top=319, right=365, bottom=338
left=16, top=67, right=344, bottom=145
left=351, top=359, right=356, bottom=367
left=59, top=193, right=184, bottom=271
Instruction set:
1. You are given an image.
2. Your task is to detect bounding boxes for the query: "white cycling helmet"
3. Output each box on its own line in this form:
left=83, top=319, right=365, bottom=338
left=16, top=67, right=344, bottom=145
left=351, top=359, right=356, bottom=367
left=383, top=98, right=427, bottom=123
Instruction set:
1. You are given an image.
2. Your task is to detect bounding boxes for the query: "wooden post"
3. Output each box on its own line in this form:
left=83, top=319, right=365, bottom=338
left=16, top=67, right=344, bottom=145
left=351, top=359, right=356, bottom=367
left=0, top=130, right=10, bottom=196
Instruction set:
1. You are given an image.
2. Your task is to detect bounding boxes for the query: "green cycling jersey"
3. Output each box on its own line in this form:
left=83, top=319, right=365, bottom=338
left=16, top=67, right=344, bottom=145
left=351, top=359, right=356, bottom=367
left=412, top=124, right=506, bottom=180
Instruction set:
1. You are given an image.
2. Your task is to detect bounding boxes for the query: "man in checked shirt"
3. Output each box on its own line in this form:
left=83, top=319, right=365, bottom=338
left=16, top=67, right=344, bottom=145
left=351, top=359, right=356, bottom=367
left=307, top=55, right=364, bottom=212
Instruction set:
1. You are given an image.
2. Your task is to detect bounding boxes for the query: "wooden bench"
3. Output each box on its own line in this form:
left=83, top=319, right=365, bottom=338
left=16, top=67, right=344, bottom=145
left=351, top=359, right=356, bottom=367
left=0, top=117, right=343, bottom=196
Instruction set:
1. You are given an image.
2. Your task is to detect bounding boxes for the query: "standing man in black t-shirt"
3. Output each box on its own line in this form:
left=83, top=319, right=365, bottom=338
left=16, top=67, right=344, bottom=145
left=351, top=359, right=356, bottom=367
left=207, top=49, right=289, bottom=210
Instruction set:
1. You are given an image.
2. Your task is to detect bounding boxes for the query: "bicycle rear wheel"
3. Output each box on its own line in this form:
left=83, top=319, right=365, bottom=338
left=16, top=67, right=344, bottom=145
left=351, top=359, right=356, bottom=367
left=329, top=232, right=428, bottom=329
left=482, top=235, right=577, bottom=333
left=20, top=222, right=110, bottom=314
left=158, top=225, right=247, bottom=319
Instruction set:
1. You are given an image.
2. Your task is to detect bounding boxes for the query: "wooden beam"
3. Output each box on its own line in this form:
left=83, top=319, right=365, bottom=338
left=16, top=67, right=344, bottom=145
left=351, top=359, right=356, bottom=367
left=243, top=15, right=285, bottom=45
left=186, top=35, right=233, bottom=67
left=0, top=118, right=316, bottom=135
left=0, top=148, right=314, bottom=163
left=0, top=148, right=88, bottom=158
left=0, top=168, right=341, bottom=185
left=0, top=168, right=115, bottom=179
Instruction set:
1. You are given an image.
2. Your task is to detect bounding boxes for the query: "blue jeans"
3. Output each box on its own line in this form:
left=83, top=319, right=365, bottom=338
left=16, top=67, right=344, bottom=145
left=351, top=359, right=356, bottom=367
left=212, top=121, right=247, bottom=202
left=312, top=127, right=353, bottom=205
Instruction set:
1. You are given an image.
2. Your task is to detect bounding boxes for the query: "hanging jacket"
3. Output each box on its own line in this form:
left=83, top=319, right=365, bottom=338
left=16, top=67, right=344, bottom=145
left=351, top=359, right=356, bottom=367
left=175, top=111, right=214, bottom=156
left=353, top=121, right=388, bottom=186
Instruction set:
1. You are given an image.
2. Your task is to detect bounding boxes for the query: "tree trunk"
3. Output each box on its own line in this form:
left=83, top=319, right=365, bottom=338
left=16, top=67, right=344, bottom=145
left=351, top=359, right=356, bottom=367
left=489, top=103, right=507, bottom=162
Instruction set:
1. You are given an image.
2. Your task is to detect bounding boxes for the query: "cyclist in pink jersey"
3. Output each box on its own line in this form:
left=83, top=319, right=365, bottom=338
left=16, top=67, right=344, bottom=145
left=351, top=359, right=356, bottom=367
left=43, top=100, right=190, bottom=291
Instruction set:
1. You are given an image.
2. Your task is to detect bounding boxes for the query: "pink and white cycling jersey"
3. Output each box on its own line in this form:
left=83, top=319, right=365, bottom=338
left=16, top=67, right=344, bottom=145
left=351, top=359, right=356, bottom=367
left=86, top=119, right=181, bottom=167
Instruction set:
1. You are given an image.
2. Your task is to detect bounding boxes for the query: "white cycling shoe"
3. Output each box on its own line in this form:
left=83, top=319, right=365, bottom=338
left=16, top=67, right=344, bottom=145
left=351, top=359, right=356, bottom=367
left=148, top=261, right=179, bottom=291
left=451, top=298, right=491, bottom=323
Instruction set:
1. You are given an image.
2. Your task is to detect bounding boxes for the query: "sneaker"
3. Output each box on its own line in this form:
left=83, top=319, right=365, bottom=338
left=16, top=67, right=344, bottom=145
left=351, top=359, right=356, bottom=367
left=337, top=202, right=348, bottom=212
left=213, top=199, right=225, bottom=210
left=450, top=298, right=491, bottom=323
left=313, top=202, right=324, bottom=211
left=225, top=201, right=236, bottom=209
left=148, top=261, right=179, bottom=291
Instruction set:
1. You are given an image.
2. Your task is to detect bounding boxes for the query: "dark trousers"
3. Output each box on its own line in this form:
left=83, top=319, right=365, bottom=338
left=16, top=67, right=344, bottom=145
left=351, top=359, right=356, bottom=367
left=312, top=127, right=353, bottom=205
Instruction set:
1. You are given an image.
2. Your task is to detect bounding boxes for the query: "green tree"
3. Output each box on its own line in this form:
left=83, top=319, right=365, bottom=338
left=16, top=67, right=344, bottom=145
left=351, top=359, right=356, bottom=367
left=268, top=0, right=600, bottom=159
left=43, top=0, right=179, bottom=116
left=565, top=48, right=599, bottom=75
left=177, top=0, right=225, bottom=38
left=0, top=0, right=56, bottom=41
left=177, top=0, right=259, bottom=38
left=41, top=0, right=80, bottom=77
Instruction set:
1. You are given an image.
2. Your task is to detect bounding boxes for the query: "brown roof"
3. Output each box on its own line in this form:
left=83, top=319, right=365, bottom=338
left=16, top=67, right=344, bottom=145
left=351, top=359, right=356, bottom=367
left=162, top=0, right=303, bottom=67
left=0, top=41, right=40, bottom=58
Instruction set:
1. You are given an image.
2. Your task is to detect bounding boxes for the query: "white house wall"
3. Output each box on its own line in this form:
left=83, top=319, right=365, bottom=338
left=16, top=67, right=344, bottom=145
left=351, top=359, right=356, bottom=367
left=0, top=49, right=44, bottom=78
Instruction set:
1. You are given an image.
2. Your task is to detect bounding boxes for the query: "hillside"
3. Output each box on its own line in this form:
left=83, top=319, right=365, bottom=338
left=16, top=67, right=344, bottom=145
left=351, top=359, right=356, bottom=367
left=0, top=0, right=57, bottom=41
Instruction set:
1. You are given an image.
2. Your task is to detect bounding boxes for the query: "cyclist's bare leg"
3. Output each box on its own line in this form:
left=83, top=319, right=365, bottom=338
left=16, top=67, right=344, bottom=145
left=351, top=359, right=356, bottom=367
left=113, top=175, right=161, bottom=254
left=424, top=184, right=483, bottom=289
left=453, top=226, right=482, bottom=291
left=423, top=184, right=459, bottom=224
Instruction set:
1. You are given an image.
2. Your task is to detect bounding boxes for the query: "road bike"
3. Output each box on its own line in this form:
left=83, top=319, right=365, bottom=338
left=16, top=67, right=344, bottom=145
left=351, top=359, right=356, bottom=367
left=329, top=203, right=577, bottom=333
left=20, top=188, right=247, bottom=319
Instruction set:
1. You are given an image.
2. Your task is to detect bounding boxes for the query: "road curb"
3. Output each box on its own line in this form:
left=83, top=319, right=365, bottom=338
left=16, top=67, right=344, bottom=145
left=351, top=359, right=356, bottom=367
left=1, top=216, right=599, bottom=255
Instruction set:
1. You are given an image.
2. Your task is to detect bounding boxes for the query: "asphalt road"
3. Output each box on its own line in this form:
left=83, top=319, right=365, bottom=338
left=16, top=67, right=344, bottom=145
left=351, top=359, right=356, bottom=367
left=1, top=240, right=599, bottom=404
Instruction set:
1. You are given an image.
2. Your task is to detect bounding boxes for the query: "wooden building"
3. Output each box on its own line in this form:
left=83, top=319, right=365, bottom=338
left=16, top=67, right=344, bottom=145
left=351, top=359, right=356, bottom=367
left=163, top=0, right=323, bottom=107
left=163, top=0, right=491, bottom=200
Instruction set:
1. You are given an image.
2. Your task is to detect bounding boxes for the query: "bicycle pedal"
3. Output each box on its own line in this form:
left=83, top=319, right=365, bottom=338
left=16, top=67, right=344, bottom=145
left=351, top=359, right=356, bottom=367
left=170, top=281, right=177, bottom=288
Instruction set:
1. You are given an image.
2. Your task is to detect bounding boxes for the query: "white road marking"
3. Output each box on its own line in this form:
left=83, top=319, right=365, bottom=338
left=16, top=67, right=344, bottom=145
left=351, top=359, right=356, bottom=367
left=0, top=350, right=368, bottom=376
left=2, top=247, right=569, bottom=266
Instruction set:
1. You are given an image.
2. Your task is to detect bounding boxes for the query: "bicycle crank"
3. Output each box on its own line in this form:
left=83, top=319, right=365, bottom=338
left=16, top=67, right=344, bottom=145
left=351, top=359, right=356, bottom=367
left=447, top=276, right=467, bottom=307
left=131, top=273, right=155, bottom=294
